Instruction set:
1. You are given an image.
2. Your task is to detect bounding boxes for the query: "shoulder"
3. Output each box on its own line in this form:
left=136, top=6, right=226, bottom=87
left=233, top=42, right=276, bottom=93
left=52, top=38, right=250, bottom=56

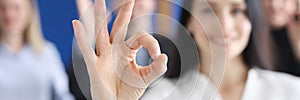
left=42, top=41, right=61, bottom=57
left=38, top=41, right=63, bottom=66
left=250, top=68, right=300, bottom=92
left=251, top=68, right=300, bottom=83
left=44, top=41, right=59, bottom=52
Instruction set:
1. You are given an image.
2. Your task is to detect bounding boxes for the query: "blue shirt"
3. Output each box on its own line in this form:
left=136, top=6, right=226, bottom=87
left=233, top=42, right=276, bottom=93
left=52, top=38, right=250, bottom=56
left=0, top=42, right=74, bottom=100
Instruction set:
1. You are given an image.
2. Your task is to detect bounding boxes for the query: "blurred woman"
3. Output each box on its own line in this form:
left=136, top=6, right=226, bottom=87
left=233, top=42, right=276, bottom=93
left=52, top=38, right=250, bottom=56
left=0, top=0, right=73, bottom=99
left=261, top=0, right=300, bottom=76
left=72, top=0, right=300, bottom=100
left=143, top=0, right=299, bottom=99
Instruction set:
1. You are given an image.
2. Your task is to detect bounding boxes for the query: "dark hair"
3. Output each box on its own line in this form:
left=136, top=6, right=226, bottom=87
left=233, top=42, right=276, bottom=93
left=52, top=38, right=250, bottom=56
left=165, top=0, right=274, bottom=78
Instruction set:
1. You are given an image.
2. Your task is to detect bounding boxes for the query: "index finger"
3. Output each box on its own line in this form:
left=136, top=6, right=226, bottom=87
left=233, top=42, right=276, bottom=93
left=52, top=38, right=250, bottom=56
left=125, top=31, right=161, bottom=60
left=110, top=0, right=135, bottom=43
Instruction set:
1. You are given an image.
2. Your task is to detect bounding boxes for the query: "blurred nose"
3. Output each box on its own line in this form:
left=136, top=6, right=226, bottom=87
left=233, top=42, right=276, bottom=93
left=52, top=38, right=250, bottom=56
left=218, top=13, right=234, bottom=36
left=270, top=0, right=283, bottom=12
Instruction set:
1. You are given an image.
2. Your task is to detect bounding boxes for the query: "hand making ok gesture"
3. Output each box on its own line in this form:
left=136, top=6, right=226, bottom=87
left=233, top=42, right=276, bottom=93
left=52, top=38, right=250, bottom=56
left=72, top=0, right=168, bottom=99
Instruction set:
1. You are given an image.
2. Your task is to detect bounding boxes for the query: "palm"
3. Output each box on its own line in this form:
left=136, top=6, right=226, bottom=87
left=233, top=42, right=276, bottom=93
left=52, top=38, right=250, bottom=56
left=73, top=0, right=168, bottom=100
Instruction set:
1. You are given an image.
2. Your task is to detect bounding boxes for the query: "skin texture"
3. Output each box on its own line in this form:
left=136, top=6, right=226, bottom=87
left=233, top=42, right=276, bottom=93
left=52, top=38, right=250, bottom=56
left=73, top=0, right=167, bottom=100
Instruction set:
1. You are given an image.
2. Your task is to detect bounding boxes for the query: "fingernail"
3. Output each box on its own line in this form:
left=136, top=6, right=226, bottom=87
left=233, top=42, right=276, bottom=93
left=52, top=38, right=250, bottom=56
left=153, top=53, right=159, bottom=60
left=72, top=20, right=77, bottom=27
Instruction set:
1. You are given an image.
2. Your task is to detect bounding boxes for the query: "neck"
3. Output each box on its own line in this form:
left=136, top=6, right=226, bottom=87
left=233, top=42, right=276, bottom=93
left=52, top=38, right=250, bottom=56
left=221, top=56, right=248, bottom=88
left=1, top=32, right=24, bottom=53
left=199, top=53, right=249, bottom=91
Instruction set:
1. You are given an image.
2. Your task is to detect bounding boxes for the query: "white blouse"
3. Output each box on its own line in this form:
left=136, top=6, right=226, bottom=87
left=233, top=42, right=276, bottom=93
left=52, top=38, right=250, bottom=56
left=0, top=42, right=74, bottom=100
left=142, top=68, right=300, bottom=100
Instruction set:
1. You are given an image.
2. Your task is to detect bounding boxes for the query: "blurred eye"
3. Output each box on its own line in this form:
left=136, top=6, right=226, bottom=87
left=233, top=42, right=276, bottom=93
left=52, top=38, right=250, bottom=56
left=0, top=5, right=5, bottom=12
left=202, top=8, right=214, bottom=14
left=0, top=7, right=4, bottom=12
left=231, top=8, right=246, bottom=15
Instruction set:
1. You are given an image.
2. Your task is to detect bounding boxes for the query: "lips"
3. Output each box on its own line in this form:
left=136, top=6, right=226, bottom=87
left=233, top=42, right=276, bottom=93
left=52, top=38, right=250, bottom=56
left=3, top=19, right=13, bottom=25
left=209, top=35, right=237, bottom=46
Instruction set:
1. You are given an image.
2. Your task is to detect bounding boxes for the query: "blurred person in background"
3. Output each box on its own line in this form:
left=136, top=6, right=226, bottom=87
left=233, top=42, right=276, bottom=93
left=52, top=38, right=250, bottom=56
left=72, top=0, right=300, bottom=100
left=0, top=0, right=74, bottom=99
left=261, top=0, right=300, bottom=76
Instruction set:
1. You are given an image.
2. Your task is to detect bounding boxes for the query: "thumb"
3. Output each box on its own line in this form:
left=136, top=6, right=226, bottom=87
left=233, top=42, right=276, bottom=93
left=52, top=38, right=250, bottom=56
left=139, top=54, right=168, bottom=86
left=114, top=53, right=168, bottom=89
left=149, top=54, right=168, bottom=75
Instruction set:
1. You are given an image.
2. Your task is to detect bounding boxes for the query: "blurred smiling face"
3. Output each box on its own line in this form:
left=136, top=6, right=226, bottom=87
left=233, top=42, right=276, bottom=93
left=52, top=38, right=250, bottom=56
left=188, top=0, right=251, bottom=60
left=0, top=0, right=31, bottom=35
left=261, top=0, right=297, bottom=29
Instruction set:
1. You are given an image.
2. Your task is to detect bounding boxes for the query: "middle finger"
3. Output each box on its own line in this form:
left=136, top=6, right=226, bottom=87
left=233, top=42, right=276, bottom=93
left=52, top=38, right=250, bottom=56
left=110, top=0, right=135, bottom=43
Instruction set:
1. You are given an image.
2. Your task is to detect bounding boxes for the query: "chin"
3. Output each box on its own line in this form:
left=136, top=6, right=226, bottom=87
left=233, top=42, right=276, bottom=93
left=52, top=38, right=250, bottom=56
left=224, top=47, right=242, bottom=61
left=270, top=18, right=288, bottom=29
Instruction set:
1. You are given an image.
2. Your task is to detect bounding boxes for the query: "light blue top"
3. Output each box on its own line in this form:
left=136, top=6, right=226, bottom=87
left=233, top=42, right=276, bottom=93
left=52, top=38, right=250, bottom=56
left=0, top=42, right=74, bottom=100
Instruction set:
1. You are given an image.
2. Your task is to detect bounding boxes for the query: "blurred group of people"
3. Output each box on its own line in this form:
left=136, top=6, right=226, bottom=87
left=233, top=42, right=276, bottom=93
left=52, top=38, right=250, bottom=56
left=0, top=0, right=299, bottom=100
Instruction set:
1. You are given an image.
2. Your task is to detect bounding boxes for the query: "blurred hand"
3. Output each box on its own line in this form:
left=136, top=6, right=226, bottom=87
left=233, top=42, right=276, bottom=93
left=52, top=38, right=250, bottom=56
left=72, top=0, right=168, bottom=100
left=288, top=6, right=300, bottom=60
